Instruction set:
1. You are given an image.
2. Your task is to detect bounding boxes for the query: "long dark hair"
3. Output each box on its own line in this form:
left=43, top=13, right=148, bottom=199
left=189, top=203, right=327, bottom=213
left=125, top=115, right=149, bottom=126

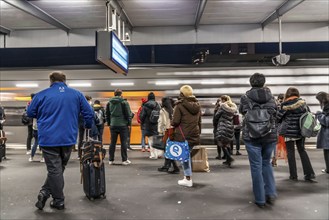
left=161, top=97, right=173, bottom=120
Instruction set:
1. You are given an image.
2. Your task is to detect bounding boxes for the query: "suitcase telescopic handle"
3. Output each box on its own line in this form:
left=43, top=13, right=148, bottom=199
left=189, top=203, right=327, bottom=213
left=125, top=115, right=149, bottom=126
left=84, top=129, right=91, bottom=141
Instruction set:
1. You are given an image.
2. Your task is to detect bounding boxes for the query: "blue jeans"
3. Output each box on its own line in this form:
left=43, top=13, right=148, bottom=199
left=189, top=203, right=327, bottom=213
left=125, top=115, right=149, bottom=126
left=141, top=129, right=149, bottom=148
left=245, top=141, right=277, bottom=204
left=181, top=154, right=192, bottom=176
left=31, top=130, right=39, bottom=157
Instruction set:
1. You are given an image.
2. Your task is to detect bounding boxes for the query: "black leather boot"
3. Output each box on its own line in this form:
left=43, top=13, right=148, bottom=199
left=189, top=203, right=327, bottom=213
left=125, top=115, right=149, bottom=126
left=223, top=147, right=234, bottom=167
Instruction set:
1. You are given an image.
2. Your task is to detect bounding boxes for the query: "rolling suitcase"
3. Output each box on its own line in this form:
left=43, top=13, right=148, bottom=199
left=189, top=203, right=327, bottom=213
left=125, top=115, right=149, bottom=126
left=0, top=130, right=7, bottom=162
left=82, top=162, right=106, bottom=200
left=80, top=130, right=106, bottom=200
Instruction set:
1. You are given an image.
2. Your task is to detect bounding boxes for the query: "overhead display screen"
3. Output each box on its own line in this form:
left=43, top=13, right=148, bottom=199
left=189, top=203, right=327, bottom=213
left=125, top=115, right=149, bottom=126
left=96, top=30, right=129, bottom=75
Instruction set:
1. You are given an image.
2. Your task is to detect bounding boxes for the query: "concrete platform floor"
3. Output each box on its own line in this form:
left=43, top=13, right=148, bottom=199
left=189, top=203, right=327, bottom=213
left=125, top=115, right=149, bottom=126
left=0, top=146, right=328, bottom=220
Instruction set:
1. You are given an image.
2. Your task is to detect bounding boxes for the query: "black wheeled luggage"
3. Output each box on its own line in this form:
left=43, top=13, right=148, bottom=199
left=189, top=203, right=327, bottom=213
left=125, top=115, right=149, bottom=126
left=82, top=162, right=106, bottom=200
left=80, top=130, right=106, bottom=200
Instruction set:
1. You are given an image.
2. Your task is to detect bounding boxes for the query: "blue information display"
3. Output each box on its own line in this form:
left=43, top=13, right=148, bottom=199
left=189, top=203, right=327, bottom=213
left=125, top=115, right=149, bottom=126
left=111, top=32, right=128, bottom=72
left=96, top=31, right=129, bottom=75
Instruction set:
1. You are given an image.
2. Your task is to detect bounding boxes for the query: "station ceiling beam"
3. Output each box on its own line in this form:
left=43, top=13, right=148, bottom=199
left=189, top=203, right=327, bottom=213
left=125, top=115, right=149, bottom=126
left=261, top=0, right=305, bottom=29
left=2, top=0, right=71, bottom=33
left=110, top=0, right=133, bottom=31
left=194, top=0, right=208, bottom=30
left=0, top=25, right=11, bottom=35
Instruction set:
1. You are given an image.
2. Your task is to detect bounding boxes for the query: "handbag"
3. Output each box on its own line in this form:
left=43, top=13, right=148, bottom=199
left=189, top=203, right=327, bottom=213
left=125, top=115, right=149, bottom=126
left=164, top=126, right=190, bottom=162
left=152, top=134, right=166, bottom=150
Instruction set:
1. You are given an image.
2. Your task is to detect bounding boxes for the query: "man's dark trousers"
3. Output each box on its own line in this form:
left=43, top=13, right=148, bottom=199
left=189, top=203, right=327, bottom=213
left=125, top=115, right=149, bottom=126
left=40, top=146, right=72, bottom=203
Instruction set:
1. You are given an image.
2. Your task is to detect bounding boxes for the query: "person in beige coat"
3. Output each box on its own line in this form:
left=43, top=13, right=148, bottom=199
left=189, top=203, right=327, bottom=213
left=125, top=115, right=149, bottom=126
left=158, top=97, right=180, bottom=174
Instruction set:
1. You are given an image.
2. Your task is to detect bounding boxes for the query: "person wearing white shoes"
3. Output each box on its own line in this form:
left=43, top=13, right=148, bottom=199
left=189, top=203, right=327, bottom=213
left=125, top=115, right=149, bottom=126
left=106, top=89, right=133, bottom=165
left=172, top=85, right=201, bottom=187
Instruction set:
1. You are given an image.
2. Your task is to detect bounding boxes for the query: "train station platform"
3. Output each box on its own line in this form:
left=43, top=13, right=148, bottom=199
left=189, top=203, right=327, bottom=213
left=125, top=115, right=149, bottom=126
left=1, top=147, right=328, bottom=220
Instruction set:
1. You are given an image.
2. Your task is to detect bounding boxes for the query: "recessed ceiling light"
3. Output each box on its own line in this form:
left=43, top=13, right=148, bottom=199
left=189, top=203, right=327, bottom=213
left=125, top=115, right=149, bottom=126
left=15, top=83, right=39, bottom=88
left=110, top=82, right=134, bottom=86
left=68, top=83, right=92, bottom=87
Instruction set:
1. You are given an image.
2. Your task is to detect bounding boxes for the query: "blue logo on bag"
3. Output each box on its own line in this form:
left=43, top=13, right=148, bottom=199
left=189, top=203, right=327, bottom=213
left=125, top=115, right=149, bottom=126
left=170, top=144, right=182, bottom=156
left=165, top=140, right=190, bottom=162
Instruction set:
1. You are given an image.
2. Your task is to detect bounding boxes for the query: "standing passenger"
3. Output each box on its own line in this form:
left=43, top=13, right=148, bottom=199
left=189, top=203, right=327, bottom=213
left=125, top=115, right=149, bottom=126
left=315, top=92, right=329, bottom=174
left=172, top=85, right=201, bottom=187
left=213, top=99, right=222, bottom=160
left=239, top=73, right=277, bottom=208
left=214, top=95, right=237, bottom=167
left=106, top=89, right=133, bottom=165
left=139, top=92, right=160, bottom=159
left=77, top=95, right=92, bottom=158
left=277, top=87, right=316, bottom=182
left=93, top=100, right=106, bottom=142
left=137, top=98, right=149, bottom=152
left=25, top=94, right=35, bottom=155
left=27, top=71, right=94, bottom=210
left=157, top=97, right=180, bottom=174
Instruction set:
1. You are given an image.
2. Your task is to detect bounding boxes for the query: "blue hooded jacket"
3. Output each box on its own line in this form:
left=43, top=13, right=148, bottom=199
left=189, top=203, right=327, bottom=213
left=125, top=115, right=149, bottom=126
left=27, top=82, right=94, bottom=147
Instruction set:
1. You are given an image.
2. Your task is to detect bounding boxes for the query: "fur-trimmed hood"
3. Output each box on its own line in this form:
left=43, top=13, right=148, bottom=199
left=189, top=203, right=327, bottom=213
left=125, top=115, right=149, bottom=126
left=282, top=98, right=306, bottom=111
left=220, top=102, right=237, bottom=113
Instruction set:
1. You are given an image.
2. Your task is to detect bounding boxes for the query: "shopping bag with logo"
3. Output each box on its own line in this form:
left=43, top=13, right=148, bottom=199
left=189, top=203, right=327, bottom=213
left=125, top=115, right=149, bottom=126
left=164, top=126, right=190, bottom=162
left=191, top=146, right=210, bottom=172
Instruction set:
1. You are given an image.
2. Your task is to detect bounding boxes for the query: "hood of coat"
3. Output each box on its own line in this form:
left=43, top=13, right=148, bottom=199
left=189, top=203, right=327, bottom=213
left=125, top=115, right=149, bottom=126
left=110, top=96, right=124, bottom=104
left=323, top=102, right=329, bottom=115
left=144, top=100, right=158, bottom=109
left=220, top=102, right=237, bottom=113
left=177, top=95, right=201, bottom=115
left=282, top=98, right=306, bottom=111
left=246, top=87, right=273, bottom=104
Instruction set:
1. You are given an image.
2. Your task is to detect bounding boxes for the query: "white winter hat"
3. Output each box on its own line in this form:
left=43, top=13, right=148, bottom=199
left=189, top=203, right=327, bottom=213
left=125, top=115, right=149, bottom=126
left=180, top=85, right=193, bottom=97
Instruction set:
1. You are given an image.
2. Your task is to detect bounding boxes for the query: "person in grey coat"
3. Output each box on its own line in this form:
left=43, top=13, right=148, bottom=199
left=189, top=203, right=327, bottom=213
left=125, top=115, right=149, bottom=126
left=315, top=92, right=329, bottom=174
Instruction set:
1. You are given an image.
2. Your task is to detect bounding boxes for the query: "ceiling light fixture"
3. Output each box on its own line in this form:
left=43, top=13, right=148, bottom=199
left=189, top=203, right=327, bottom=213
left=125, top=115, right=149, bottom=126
left=68, top=83, right=92, bottom=87
left=110, top=82, right=134, bottom=86
left=15, top=83, right=39, bottom=88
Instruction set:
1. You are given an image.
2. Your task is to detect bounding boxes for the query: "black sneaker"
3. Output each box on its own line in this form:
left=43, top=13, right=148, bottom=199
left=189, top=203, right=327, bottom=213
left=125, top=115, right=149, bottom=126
left=167, top=169, right=180, bottom=174
left=50, top=200, right=65, bottom=210
left=158, top=167, right=169, bottom=172
left=266, top=195, right=276, bottom=205
left=35, top=192, right=49, bottom=210
left=255, top=202, right=266, bottom=208
left=236, top=151, right=242, bottom=156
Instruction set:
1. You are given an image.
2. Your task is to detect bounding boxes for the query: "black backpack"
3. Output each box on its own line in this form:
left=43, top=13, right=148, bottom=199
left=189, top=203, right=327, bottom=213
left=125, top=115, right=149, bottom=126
left=244, top=97, right=272, bottom=139
left=149, top=103, right=160, bottom=124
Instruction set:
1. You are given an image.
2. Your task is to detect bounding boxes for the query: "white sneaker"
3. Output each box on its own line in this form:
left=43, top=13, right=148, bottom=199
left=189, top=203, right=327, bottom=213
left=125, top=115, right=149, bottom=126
left=122, top=160, right=131, bottom=166
left=28, top=157, right=33, bottom=162
left=26, top=151, right=31, bottom=155
left=109, top=161, right=114, bottom=165
left=40, top=158, right=45, bottom=163
left=178, top=177, right=193, bottom=187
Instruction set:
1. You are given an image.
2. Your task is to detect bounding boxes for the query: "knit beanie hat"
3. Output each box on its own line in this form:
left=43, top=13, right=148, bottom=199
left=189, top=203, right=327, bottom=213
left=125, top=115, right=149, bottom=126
left=148, top=92, right=155, bottom=100
left=180, top=85, right=193, bottom=97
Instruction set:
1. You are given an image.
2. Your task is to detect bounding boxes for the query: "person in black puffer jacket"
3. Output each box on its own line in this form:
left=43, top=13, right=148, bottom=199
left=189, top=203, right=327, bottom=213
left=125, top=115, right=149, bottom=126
left=140, top=92, right=160, bottom=159
left=315, top=92, right=329, bottom=174
left=277, top=87, right=316, bottom=182
left=213, top=95, right=237, bottom=167
left=239, top=73, right=277, bottom=208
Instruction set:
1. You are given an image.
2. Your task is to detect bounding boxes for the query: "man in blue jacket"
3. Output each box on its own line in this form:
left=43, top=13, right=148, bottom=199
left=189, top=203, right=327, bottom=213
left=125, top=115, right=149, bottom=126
left=27, top=71, right=94, bottom=210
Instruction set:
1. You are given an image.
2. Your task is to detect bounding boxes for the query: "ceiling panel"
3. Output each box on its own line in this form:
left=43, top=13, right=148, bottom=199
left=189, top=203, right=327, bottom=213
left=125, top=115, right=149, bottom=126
left=29, top=0, right=106, bottom=29
left=201, top=0, right=286, bottom=24
left=120, top=0, right=199, bottom=26
left=0, top=0, right=328, bottom=31
left=282, top=0, right=329, bottom=23
left=0, top=1, right=54, bottom=29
